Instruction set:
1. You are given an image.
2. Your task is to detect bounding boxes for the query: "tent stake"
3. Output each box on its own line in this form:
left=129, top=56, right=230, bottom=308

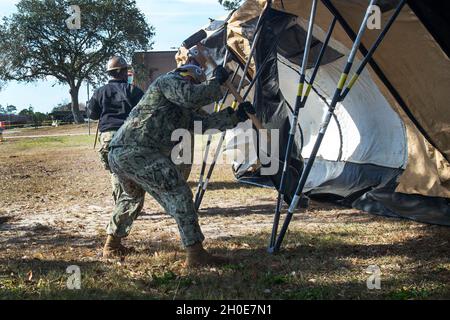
left=272, top=0, right=407, bottom=253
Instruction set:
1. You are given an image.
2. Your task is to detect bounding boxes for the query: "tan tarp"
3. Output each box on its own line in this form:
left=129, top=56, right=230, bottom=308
left=327, top=1, right=450, bottom=198
left=226, top=0, right=265, bottom=75
left=175, top=46, right=190, bottom=67
left=225, top=0, right=450, bottom=198
left=331, top=0, right=450, bottom=163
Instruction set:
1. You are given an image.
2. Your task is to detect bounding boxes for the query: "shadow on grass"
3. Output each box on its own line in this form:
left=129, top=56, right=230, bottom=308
left=230, top=228, right=449, bottom=264
left=200, top=204, right=276, bottom=217
left=158, top=224, right=447, bottom=299
left=187, top=181, right=261, bottom=191
left=200, top=201, right=436, bottom=230
left=1, top=226, right=449, bottom=300
left=0, top=227, right=182, bottom=256
left=197, top=195, right=351, bottom=216
left=1, top=208, right=449, bottom=299
left=0, top=228, right=100, bottom=248
left=0, top=257, right=159, bottom=300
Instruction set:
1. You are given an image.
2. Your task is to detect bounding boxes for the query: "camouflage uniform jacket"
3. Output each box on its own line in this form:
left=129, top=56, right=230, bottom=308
left=110, top=72, right=240, bottom=155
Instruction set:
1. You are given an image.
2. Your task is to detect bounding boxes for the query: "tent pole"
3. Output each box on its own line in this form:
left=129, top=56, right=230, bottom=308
left=194, top=1, right=272, bottom=210
left=230, top=0, right=272, bottom=110
left=194, top=62, right=240, bottom=210
left=271, top=0, right=406, bottom=253
left=323, top=0, right=448, bottom=165
left=269, top=0, right=327, bottom=250
left=340, top=0, right=407, bottom=101
left=194, top=50, right=230, bottom=209
left=195, top=18, right=291, bottom=211
left=195, top=131, right=225, bottom=211
left=194, top=1, right=273, bottom=211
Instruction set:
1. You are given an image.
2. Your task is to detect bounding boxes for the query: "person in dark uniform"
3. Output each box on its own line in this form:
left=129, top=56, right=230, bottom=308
left=88, top=56, right=144, bottom=204
left=0, top=121, right=5, bottom=143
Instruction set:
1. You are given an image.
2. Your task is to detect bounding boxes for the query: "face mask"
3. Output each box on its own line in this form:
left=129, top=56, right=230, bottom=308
left=128, top=75, right=134, bottom=85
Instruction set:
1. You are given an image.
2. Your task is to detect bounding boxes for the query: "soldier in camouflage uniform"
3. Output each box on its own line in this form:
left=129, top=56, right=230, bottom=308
left=103, top=63, right=256, bottom=267
left=88, top=56, right=144, bottom=203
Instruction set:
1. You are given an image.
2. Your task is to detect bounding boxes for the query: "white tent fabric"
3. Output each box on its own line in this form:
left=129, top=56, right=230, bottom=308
left=278, top=55, right=408, bottom=169
left=223, top=52, right=408, bottom=184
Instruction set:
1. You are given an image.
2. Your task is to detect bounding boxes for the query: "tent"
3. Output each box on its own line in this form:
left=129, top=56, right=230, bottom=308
left=175, top=0, right=450, bottom=248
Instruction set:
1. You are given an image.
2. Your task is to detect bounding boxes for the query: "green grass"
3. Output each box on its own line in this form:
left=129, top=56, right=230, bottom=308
left=385, top=284, right=448, bottom=300
left=2, top=133, right=216, bottom=153
left=281, top=287, right=336, bottom=300
left=263, top=273, right=290, bottom=286
left=3, top=135, right=95, bottom=152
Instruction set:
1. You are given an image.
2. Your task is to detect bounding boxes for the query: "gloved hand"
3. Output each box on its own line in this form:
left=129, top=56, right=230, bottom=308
left=213, top=66, right=230, bottom=85
left=236, top=101, right=256, bottom=122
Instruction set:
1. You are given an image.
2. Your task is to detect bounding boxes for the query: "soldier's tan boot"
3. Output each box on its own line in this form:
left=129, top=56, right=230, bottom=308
left=103, top=235, right=134, bottom=258
left=185, top=243, right=229, bottom=268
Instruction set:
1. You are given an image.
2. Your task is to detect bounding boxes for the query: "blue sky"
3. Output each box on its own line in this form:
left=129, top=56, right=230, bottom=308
left=0, top=0, right=228, bottom=113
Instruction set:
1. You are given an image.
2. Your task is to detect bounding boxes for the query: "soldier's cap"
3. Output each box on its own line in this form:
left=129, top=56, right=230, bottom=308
left=176, top=64, right=206, bottom=84
left=107, top=56, right=129, bottom=72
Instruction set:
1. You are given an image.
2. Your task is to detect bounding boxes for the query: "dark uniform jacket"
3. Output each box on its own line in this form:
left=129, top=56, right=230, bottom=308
left=88, top=79, right=144, bottom=133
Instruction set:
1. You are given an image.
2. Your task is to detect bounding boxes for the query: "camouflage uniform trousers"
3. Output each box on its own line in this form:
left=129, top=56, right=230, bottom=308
left=98, top=131, right=123, bottom=203
left=107, top=146, right=204, bottom=247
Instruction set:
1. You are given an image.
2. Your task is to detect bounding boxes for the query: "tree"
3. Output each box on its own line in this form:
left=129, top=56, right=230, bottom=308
left=6, top=105, right=17, bottom=114
left=18, top=106, right=50, bottom=127
left=19, top=106, right=35, bottom=117
left=0, top=0, right=154, bottom=123
left=218, top=0, right=243, bottom=11
left=0, top=105, right=17, bottom=114
left=32, top=111, right=50, bottom=128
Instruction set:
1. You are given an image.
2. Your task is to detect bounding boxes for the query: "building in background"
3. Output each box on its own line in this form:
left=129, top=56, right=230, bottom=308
left=132, top=50, right=216, bottom=114
left=132, top=51, right=178, bottom=91
left=50, top=103, right=87, bottom=122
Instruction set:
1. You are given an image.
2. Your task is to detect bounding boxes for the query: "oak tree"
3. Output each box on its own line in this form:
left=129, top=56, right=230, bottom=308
left=0, top=0, right=154, bottom=123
